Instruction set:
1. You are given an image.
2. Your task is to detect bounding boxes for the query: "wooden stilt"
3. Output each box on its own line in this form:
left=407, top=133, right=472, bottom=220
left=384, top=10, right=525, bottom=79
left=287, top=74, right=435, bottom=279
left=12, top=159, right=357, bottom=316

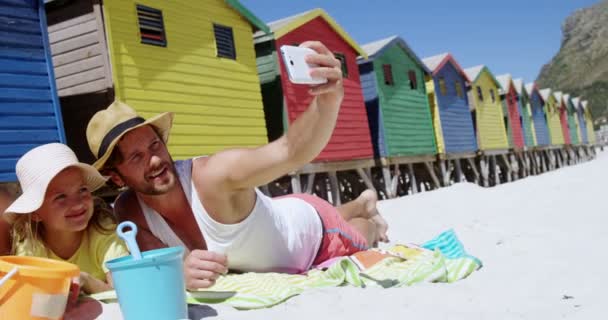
left=328, top=171, right=341, bottom=205
left=467, top=158, right=480, bottom=184
left=304, top=173, right=316, bottom=194
left=424, top=161, right=441, bottom=188
left=509, top=154, right=519, bottom=180
left=480, top=156, right=489, bottom=187
left=407, top=163, right=418, bottom=194
left=355, top=168, right=375, bottom=192
left=439, top=160, right=448, bottom=186
left=382, top=166, right=393, bottom=198
left=291, top=174, right=302, bottom=193
left=455, top=159, right=464, bottom=183
left=389, top=164, right=400, bottom=197
left=491, top=155, right=500, bottom=185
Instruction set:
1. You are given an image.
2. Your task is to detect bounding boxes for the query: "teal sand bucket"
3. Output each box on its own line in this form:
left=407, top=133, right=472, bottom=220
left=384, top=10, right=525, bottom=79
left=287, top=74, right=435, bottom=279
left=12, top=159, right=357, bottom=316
left=106, top=222, right=188, bottom=320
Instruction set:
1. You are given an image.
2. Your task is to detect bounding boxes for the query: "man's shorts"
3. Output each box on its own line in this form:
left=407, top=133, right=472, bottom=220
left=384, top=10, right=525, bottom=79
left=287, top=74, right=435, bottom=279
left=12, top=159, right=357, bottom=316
left=282, top=193, right=369, bottom=265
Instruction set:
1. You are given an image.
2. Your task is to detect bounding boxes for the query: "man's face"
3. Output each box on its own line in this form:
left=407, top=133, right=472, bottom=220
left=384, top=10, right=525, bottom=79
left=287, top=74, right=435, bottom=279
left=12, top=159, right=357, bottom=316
left=113, top=126, right=177, bottom=195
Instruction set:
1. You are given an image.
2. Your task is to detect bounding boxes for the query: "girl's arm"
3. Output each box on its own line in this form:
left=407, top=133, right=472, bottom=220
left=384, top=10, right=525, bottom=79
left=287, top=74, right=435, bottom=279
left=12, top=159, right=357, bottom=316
left=79, top=272, right=113, bottom=294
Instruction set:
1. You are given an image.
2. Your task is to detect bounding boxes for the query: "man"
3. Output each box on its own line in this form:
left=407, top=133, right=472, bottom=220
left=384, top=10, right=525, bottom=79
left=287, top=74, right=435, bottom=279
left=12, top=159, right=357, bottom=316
left=87, top=42, right=389, bottom=289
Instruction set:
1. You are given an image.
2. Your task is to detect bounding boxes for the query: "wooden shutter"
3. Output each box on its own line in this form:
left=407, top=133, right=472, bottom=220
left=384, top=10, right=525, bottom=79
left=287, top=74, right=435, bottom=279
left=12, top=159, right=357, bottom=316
left=455, top=80, right=463, bottom=98
left=334, top=53, right=348, bottom=78
left=136, top=5, right=166, bottom=47
left=383, top=64, right=393, bottom=86
left=214, top=24, right=236, bottom=59
left=408, top=70, right=418, bottom=90
left=476, top=86, right=484, bottom=101
left=438, top=77, right=447, bottom=95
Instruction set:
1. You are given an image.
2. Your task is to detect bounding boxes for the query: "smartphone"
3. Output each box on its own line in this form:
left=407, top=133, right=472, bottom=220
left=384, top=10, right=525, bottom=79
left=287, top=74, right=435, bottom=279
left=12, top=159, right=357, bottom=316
left=280, top=45, right=328, bottom=85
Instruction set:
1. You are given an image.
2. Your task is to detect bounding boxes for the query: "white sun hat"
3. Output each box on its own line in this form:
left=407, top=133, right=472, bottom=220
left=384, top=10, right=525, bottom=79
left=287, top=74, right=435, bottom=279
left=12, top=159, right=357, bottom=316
left=4, top=143, right=107, bottom=215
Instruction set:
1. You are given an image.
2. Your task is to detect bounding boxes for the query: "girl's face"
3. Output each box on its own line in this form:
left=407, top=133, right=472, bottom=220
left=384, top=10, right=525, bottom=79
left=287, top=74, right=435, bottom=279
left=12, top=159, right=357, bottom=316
left=35, top=167, right=94, bottom=233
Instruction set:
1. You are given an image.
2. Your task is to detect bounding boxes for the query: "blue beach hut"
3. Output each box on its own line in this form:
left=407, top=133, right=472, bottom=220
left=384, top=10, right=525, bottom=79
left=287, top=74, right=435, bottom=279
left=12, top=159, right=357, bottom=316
left=0, top=0, right=65, bottom=181
left=422, top=53, right=477, bottom=157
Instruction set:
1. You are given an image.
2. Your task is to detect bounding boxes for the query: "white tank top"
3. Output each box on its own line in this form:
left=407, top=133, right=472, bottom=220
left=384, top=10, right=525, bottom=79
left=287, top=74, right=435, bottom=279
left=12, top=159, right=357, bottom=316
left=137, top=159, right=323, bottom=273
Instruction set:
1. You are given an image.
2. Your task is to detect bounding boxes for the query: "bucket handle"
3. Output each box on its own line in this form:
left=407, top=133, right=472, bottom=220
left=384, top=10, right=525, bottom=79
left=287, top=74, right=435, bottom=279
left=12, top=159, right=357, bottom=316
left=0, top=267, right=18, bottom=288
left=117, top=221, right=143, bottom=260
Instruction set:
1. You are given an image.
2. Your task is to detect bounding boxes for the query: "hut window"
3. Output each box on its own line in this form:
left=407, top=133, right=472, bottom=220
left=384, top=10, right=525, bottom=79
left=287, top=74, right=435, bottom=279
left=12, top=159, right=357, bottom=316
left=490, top=89, right=496, bottom=103
left=455, top=80, right=463, bottom=98
left=438, top=77, right=447, bottom=96
left=383, top=64, right=394, bottom=86
left=408, top=70, right=418, bottom=90
left=476, top=86, right=484, bottom=101
left=136, top=5, right=167, bottom=47
left=334, top=53, right=348, bottom=78
left=214, top=24, right=236, bottom=59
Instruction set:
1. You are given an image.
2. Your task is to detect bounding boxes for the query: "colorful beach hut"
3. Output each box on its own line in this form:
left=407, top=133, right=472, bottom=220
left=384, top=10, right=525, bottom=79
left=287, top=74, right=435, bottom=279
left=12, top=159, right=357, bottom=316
left=464, top=66, right=509, bottom=152
left=526, top=83, right=550, bottom=147
left=553, top=91, right=571, bottom=145
left=464, top=65, right=510, bottom=185
left=421, top=53, right=477, bottom=157
left=358, top=36, right=436, bottom=160
left=0, top=0, right=65, bottom=182
left=496, top=74, right=525, bottom=150
left=582, top=100, right=596, bottom=145
left=254, top=8, right=375, bottom=201
left=513, top=78, right=536, bottom=147
left=45, top=0, right=270, bottom=163
left=572, top=97, right=588, bottom=144
left=540, top=89, right=565, bottom=146
left=257, top=8, right=373, bottom=163
left=563, top=94, right=580, bottom=146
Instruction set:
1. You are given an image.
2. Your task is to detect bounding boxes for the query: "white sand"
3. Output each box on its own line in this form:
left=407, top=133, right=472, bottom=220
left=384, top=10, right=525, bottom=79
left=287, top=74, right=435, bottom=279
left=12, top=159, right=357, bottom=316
left=101, top=150, right=608, bottom=320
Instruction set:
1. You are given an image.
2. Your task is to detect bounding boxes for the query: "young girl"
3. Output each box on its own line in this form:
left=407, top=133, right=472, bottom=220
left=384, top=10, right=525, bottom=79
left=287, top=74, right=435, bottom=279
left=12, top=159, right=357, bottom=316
left=0, top=184, right=18, bottom=255
left=4, top=143, right=128, bottom=294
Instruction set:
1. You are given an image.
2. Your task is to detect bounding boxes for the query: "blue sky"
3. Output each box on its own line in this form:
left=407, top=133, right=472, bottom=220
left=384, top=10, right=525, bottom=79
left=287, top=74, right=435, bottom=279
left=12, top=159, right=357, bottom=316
left=241, top=0, right=599, bottom=83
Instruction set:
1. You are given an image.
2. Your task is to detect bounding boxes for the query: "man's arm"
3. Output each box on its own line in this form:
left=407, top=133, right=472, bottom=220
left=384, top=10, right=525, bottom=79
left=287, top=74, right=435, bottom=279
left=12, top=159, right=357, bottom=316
left=199, top=41, right=344, bottom=191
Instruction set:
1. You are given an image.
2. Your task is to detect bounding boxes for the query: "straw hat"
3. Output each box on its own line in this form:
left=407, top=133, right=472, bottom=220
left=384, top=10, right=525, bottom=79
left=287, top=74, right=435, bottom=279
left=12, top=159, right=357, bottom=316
left=86, top=101, right=173, bottom=169
left=4, top=143, right=107, bottom=215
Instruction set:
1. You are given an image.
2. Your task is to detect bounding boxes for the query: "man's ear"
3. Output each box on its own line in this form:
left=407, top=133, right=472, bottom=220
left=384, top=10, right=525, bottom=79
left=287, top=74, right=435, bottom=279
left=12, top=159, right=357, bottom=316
left=107, top=170, right=126, bottom=188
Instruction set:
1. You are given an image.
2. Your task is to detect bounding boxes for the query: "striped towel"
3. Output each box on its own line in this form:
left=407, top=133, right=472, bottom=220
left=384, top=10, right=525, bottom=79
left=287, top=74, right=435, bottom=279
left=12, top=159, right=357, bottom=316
left=92, top=230, right=481, bottom=309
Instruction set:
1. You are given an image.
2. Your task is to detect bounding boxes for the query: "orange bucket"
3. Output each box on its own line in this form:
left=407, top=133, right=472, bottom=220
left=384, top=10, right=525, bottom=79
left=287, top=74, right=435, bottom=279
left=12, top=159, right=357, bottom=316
left=0, top=256, right=79, bottom=320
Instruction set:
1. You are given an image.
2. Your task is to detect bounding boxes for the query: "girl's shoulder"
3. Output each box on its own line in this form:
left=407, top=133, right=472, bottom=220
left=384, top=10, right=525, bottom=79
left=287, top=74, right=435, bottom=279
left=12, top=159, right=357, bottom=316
left=13, top=237, right=48, bottom=257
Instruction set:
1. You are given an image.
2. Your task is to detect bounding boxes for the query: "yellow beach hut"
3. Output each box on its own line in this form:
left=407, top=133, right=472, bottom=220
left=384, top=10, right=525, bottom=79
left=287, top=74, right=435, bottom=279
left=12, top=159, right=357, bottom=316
left=45, top=0, right=270, bottom=163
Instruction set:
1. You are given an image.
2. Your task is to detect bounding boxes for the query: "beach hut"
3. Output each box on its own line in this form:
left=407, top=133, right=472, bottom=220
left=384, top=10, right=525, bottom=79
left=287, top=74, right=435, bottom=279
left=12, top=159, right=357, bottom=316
left=539, top=89, right=564, bottom=146
left=553, top=92, right=571, bottom=146
left=582, top=100, right=596, bottom=145
left=539, top=89, right=566, bottom=169
left=513, top=78, right=536, bottom=148
left=0, top=0, right=65, bottom=182
left=463, top=65, right=510, bottom=185
left=45, top=0, right=270, bottom=164
left=496, top=74, right=525, bottom=151
left=356, top=36, right=441, bottom=194
left=573, top=97, right=588, bottom=145
left=254, top=8, right=375, bottom=202
left=525, top=83, right=551, bottom=173
left=422, top=53, right=477, bottom=184
left=526, top=83, right=550, bottom=147
left=564, top=94, right=580, bottom=145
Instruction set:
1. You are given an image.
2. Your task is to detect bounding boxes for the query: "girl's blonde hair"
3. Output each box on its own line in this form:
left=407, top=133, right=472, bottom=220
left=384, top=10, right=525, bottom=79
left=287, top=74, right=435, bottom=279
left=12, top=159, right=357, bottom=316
left=10, top=197, right=116, bottom=254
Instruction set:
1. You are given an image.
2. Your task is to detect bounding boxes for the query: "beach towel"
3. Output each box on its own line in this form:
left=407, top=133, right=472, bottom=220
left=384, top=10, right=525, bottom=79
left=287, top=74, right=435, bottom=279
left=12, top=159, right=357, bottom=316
left=91, top=230, right=481, bottom=310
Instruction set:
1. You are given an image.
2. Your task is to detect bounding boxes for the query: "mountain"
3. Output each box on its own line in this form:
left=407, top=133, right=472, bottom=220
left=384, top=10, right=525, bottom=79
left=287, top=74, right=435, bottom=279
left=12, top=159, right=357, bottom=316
left=536, top=0, right=608, bottom=125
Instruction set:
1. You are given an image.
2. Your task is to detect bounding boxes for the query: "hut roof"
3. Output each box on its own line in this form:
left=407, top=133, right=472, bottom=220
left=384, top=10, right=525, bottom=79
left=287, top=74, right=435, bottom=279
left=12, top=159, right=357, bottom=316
left=421, top=52, right=470, bottom=82
left=463, top=65, right=502, bottom=89
left=360, top=35, right=429, bottom=73
left=261, top=8, right=367, bottom=58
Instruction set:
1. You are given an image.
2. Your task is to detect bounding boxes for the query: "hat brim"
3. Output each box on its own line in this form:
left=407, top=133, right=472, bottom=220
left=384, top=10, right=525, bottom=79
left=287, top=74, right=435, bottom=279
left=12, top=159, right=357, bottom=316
left=92, top=112, right=173, bottom=170
left=4, top=163, right=107, bottom=215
